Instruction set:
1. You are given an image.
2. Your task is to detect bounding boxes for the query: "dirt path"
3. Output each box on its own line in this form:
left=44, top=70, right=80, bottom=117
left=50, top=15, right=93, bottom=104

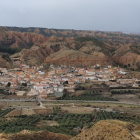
left=39, top=101, right=46, bottom=108
left=131, top=131, right=140, bottom=139
left=69, top=103, right=75, bottom=107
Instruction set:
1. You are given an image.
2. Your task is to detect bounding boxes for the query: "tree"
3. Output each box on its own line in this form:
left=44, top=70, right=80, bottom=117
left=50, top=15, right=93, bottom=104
left=21, top=83, right=27, bottom=87
left=123, top=65, right=127, bottom=68
left=7, top=82, right=11, bottom=87
left=128, top=64, right=131, bottom=67
left=0, top=71, right=3, bottom=75
left=2, top=54, right=11, bottom=62
left=63, top=81, right=68, bottom=85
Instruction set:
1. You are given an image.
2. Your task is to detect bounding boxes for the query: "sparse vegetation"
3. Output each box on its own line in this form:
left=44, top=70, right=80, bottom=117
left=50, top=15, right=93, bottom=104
left=75, top=37, right=104, bottom=47
left=94, top=110, right=140, bottom=124
left=0, top=46, right=21, bottom=54
left=111, top=89, right=140, bottom=94
left=71, top=120, right=138, bottom=140
left=2, top=54, right=11, bottom=62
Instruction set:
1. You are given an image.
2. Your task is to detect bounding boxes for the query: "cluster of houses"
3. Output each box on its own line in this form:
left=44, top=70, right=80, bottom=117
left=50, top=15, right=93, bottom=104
left=0, top=63, right=139, bottom=98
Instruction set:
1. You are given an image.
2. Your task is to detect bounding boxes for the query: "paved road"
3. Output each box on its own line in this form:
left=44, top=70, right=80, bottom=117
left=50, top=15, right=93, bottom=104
left=0, top=99, right=139, bottom=106
left=132, top=131, right=140, bottom=139
left=41, top=100, right=140, bottom=106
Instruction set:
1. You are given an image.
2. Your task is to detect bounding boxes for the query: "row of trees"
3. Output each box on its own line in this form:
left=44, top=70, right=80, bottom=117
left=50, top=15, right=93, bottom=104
left=56, top=113, right=93, bottom=129
left=6, top=82, right=27, bottom=87
left=0, top=46, right=21, bottom=54
left=58, top=90, right=117, bottom=101
left=0, top=108, right=14, bottom=117
left=93, top=110, right=140, bottom=124
left=0, top=108, right=140, bottom=135
left=75, top=37, right=104, bottom=47
left=111, top=89, right=140, bottom=94
left=58, top=95, right=118, bottom=101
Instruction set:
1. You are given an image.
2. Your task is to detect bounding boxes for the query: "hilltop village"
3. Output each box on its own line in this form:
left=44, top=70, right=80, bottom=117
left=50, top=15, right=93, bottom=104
left=0, top=60, right=139, bottom=99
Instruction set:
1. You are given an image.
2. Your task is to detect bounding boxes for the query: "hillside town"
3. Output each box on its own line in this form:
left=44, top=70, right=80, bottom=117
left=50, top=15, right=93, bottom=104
left=0, top=61, right=139, bottom=99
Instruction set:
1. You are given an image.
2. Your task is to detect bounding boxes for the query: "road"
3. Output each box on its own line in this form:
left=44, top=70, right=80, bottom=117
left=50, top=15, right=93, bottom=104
left=0, top=99, right=139, bottom=106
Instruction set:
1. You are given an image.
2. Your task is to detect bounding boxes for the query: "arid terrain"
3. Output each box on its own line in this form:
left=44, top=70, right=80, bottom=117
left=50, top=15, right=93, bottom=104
left=0, top=26, right=140, bottom=70
left=0, top=120, right=139, bottom=140
left=71, top=120, right=139, bottom=140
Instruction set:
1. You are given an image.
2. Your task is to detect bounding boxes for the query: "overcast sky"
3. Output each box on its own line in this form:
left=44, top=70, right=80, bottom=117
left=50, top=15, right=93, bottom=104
left=0, top=0, right=140, bottom=33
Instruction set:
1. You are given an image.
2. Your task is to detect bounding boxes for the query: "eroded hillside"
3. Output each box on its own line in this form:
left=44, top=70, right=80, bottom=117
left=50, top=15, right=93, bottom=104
left=1, top=26, right=140, bottom=69
left=71, top=120, right=138, bottom=140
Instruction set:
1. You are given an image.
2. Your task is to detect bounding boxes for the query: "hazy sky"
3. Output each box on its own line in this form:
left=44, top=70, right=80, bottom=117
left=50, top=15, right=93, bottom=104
left=0, top=0, right=140, bottom=32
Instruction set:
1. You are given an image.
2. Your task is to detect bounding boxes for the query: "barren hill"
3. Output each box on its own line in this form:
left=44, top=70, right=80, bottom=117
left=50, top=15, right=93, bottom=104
left=71, top=120, right=138, bottom=140
left=44, top=49, right=109, bottom=67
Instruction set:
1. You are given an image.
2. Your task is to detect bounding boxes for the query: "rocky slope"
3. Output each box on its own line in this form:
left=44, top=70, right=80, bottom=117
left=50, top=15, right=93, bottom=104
left=0, top=30, right=48, bottom=50
left=44, top=49, right=109, bottom=67
left=9, top=35, right=112, bottom=66
left=1, top=26, right=140, bottom=69
left=71, top=120, right=138, bottom=140
left=0, top=56, right=10, bottom=68
left=3, top=26, right=140, bottom=44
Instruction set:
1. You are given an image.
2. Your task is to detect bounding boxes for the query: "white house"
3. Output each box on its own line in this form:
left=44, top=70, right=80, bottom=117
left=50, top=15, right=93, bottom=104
left=38, top=71, right=45, bottom=75
left=58, top=87, right=64, bottom=92
left=83, top=76, right=96, bottom=80
left=68, top=80, right=75, bottom=85
left=86, top=70, right=95, bottom=75
left=34, top=85, right=43, bottom=91
left=28, top=89, right=38, bottom=96
left=62, top=77, right=69, bottom=81
left=98, top=78, right=110, bottom=82
left=118, top=70, right=127, bottom=75
left=16, top=91, right=26, bottom=96
left=132, top=83, right=139, bottom=87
